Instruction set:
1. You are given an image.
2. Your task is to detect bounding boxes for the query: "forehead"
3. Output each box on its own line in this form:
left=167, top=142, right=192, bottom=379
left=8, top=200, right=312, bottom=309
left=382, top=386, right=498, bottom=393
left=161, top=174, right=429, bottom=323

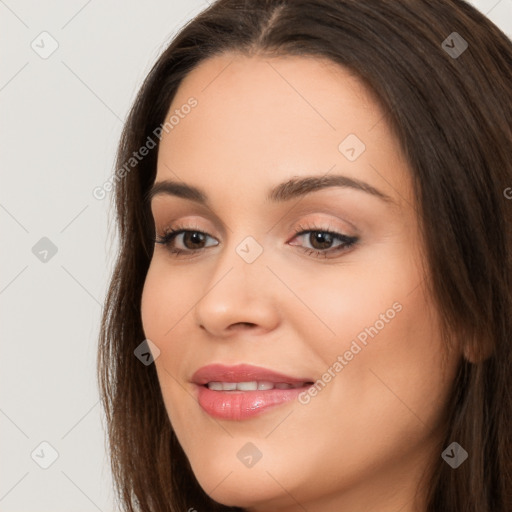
left=154, top=52, right=411, bottom=208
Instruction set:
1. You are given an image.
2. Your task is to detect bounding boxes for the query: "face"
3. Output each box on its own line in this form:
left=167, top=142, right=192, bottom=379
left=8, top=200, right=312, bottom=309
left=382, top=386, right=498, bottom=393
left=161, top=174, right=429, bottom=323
left=141, top=53, right=461, bottom=511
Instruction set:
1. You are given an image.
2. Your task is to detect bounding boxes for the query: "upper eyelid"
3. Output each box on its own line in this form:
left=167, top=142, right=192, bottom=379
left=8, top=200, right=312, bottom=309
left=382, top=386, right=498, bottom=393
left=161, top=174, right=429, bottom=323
left=157, top=219, right=350, bottom=234
left=151, top=205, right=229, bottom=237
left=154, top=210, right=357, bottom=234
left=151, top=199, right=362, bottom=236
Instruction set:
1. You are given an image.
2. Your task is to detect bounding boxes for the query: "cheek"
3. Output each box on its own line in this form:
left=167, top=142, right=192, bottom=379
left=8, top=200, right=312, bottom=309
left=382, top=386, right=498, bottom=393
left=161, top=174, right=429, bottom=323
left=301, top=275, right=457, bottom=443
left=140, top=260, right=198, bottom=340
left=280, top=243, right=457, bottom=453
left=140, top=265, right=197, bottom=438
left=268, top=283, right=458, bottom=497
left=140, top=260, right=207, bottom=380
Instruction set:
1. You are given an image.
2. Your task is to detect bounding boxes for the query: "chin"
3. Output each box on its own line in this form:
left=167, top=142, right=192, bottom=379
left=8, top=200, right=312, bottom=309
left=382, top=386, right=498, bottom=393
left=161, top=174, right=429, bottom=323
left=188, top=455, right=298, bottom=509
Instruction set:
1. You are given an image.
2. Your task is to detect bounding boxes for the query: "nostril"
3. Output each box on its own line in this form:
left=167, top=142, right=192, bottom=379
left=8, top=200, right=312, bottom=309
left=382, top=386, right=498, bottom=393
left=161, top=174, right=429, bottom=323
left=233, top=322, right=256, bottom=329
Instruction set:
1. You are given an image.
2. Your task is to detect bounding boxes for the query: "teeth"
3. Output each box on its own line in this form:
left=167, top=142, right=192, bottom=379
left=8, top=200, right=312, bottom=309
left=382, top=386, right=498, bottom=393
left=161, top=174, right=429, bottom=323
left=237, top=381, right=258, bottom=391
left=206, top=381, right=305, bottom=391
left=257, top=381, right=274, bottom=390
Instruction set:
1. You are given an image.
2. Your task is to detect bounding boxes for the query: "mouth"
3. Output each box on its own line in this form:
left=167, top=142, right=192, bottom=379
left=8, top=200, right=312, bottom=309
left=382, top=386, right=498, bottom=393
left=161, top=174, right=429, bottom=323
left=192, top=364, right=314, bottom=420
left=205, top=381, right=308, bottom=391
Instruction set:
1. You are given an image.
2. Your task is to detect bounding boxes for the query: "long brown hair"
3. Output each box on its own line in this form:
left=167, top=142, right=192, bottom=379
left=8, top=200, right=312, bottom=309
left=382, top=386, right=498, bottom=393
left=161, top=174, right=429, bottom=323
left=97, top=1, right=512, bottom=510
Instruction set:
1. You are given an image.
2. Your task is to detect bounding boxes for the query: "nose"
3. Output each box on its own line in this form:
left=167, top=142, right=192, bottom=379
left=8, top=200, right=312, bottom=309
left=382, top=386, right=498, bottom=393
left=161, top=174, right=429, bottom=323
left=193, top=241, right=281, bottom=339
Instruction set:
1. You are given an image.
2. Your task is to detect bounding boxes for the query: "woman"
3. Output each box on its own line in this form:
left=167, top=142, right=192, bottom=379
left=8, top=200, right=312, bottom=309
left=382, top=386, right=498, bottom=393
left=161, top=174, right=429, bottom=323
left=97, top=1, right=512, bottom=510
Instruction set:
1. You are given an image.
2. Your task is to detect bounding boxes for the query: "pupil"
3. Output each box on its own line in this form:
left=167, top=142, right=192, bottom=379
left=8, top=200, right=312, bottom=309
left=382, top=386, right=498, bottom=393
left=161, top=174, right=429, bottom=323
left=311, top=231, right=332, bottom=249
left=185, top=232, right=205, bottom=248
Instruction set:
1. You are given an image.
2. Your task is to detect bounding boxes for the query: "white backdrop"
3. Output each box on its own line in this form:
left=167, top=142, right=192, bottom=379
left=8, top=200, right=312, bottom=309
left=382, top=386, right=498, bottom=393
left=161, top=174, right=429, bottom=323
left=1, top=1, right=511, bottom=510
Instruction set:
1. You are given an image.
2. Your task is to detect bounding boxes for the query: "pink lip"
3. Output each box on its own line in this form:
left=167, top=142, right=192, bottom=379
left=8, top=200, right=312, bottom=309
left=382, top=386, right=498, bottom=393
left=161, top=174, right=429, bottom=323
left=192, top=364, right=313, bottom=421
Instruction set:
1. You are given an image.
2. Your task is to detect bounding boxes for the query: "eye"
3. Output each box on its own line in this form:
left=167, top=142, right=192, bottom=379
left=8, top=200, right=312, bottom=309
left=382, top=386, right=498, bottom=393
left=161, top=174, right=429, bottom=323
left=289, top=223, right=358, bottom=259
left=153, top=226, right=218, bottom=256
left=153, top=222, right=358, bottom=259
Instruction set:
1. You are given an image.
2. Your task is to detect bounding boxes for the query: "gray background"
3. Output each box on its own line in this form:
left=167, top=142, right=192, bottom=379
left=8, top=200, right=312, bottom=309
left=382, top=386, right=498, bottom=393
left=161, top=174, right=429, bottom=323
left=1, top=1, right=510, bottom=510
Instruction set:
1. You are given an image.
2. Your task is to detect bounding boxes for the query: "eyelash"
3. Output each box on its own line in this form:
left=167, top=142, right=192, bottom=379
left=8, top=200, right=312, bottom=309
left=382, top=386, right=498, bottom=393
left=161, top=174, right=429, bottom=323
left=153, top=222, right=358, bottom=259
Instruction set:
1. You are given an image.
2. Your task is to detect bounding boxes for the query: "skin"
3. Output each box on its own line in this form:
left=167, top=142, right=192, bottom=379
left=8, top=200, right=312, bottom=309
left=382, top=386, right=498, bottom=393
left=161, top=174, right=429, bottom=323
left=140, top=52, right=462, bottom=512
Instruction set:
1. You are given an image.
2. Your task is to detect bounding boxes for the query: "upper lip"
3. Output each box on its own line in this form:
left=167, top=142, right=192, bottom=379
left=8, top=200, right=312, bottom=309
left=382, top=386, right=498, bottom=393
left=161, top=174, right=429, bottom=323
left=192, top=364, right=313, bottom=385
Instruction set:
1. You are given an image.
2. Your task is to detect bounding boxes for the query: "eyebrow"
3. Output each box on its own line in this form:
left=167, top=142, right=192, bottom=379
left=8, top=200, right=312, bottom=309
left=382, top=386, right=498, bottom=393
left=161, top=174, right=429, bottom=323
left=145, top=174, right=394, bottom=205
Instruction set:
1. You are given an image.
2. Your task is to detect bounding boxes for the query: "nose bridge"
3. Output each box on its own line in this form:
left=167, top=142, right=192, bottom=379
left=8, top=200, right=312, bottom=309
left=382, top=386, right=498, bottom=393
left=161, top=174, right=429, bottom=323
left=193, top=232, right=279, bottom=335
left=211, top=230, right=269, bottom=289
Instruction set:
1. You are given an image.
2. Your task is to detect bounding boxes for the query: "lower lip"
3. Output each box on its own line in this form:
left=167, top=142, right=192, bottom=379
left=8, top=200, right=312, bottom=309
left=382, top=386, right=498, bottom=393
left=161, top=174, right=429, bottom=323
left=196, top=385, right=306, bottom=420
